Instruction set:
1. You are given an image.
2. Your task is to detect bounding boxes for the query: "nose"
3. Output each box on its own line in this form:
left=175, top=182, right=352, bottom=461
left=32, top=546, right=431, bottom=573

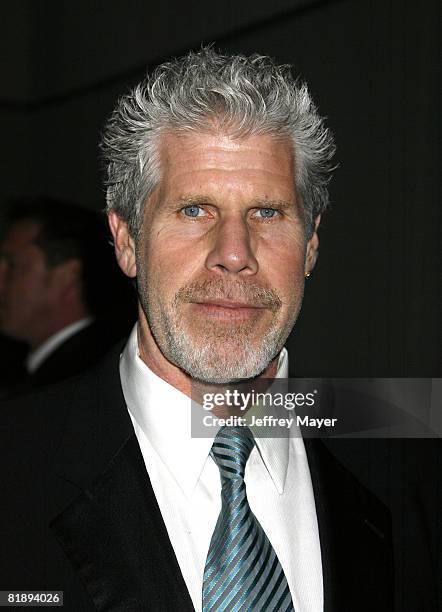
left=205, top=214, right=258, bottom=275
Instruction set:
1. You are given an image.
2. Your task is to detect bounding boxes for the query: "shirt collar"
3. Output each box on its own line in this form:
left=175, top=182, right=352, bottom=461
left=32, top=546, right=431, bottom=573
left=252, top=351, right=290, bottom=495
left=26, top=316, right=93, bottom=373
left=120, top=324, right=290, bottom=497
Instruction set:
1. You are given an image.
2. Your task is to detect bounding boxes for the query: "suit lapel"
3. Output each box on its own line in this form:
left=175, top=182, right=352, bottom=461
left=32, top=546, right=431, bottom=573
left=50, top=345, right=194, bottom=611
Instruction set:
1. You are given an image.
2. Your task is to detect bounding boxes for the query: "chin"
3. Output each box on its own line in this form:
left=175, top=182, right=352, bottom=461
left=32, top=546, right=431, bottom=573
left=171, top=340, right=281, bottom=385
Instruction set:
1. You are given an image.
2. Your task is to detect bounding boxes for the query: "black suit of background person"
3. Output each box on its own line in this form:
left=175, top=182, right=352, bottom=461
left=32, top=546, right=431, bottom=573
left=0, top=197, right=136, bottom=393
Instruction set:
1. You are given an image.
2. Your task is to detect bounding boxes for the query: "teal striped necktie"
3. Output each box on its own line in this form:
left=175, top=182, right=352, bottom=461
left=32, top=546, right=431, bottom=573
left=202, top=426, right=294, bottom=611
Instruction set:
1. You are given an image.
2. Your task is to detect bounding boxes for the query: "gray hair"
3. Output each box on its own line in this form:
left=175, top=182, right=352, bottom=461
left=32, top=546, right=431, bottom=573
left=101, top=46, right=336, bottom=239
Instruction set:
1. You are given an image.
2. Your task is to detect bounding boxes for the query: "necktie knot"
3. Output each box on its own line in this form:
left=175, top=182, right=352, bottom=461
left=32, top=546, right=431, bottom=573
left=211, top=426, right=254, bottom=482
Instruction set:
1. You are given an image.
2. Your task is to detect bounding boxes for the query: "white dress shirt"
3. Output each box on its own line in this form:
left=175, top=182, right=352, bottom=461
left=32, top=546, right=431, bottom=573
left=120, top=325, right=323, bottom=611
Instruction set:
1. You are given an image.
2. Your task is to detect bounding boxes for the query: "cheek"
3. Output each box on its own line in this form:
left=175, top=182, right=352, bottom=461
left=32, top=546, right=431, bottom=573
left=257, top=234, right=306, bottom=292
left=10, top=271, right=43, bottom=300
left=5, top=276, right=43, bottom=324
left=29, top=270, right=52, bottom=298
left=277, top=269, right=305, bottom=310
left=142, top=230, right=205, bottom=292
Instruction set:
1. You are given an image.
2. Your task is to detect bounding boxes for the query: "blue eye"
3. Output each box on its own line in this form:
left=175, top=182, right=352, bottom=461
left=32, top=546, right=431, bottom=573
left=257, top=208, right=278, bottom=219
left=183, top=205, right=203, bottom=217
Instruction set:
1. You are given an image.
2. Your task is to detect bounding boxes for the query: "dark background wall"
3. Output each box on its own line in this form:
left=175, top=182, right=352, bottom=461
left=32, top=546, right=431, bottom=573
left=0, top=0, right=440, bottom=377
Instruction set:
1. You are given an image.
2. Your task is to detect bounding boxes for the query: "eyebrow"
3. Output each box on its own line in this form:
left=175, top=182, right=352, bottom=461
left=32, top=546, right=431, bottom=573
left=252, top=199, right=296, bottom=210
left=172, top=196, right=296, bottom=209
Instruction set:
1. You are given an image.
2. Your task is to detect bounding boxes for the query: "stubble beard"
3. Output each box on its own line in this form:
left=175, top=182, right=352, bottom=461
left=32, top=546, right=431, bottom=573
left=137, top=275, right=301, bottom=384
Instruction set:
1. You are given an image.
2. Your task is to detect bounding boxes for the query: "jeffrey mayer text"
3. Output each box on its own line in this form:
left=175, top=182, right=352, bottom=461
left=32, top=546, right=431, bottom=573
left=203, top=414, right=338, bottom=428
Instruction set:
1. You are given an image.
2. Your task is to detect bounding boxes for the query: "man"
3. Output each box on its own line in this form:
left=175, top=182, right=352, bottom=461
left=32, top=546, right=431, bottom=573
left=0, top=49, right=437, bottom=611
left=0, top=197, right=135, bottom=389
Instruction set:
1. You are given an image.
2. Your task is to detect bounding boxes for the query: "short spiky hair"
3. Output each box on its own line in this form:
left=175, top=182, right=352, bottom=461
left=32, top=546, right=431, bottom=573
left=101, top=46, right=336, bottom=238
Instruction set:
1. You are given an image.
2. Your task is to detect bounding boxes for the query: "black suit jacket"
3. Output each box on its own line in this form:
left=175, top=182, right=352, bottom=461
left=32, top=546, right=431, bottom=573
left=2, top=343, right=435, bottom=611
left=26, top=321, right=128, bottom=389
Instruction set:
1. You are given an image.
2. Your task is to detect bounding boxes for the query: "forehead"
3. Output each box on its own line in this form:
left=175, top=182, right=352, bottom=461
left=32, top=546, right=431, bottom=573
left=157, top=131, right=295, bottom=194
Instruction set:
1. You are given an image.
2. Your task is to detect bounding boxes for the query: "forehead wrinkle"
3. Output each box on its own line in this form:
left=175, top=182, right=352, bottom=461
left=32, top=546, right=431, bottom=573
left=160, top=131, right=294, bottom=170
left=153, top=132, right=298, bottom=216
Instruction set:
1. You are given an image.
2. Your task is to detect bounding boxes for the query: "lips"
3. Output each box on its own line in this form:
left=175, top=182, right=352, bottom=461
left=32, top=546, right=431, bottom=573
left=194, top=299, right=265, bottom=309
left=190, top=300, right=266, bottom=321
left=175, top=278, right=282, bottom=314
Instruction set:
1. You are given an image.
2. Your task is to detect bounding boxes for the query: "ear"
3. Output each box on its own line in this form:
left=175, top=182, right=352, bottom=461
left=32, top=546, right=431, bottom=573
left=108, top=211, right=137, bottom=278
left=305, top=214, right=321, bottom=276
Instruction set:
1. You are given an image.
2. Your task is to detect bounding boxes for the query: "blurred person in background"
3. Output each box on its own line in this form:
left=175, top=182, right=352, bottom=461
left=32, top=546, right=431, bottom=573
left=0, top=196, right=136, bottom=391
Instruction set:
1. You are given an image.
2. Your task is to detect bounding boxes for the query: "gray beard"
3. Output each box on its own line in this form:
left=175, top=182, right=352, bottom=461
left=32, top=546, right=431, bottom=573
left=160, top=310, right=286, bottom=383
left=137, top=277, right=298, bottom=384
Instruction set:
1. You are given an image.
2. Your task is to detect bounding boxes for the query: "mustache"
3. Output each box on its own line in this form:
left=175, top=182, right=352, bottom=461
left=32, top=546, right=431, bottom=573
left=174, top=278, right=282, bottom=313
